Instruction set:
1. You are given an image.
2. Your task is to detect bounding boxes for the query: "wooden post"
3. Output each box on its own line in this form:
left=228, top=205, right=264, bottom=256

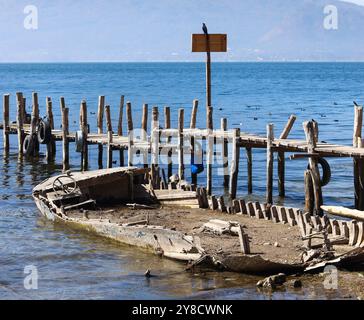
left=221, top=118, right=229, bottom=187
left=80, top=100, right=88, bottom=171
left=3, top=94, right=10, bottom=154
left=229, top=128, right=240, bottom=199
left=151, top=107, right=159, bottom=186
left=206, top=106, right=213, bottom=195
left=304, top=169, right=314, bottom=214
left=246, top=147, right=253, bottom=194
left=190, top=99, right=198, bottom=185
left=203, top=26, right=212, bottom=108
left=278, top=114, right=296, bottom=197
left=62, top=108, right=69, bottom=172
left=30, top=92, right=40, bottom=156
left=353, top=105, right=363, bottom=209
left=164, top=106, right=172, bottom=178
left=141, top=103, right=148, bottom=168
left=97, top=96, right=105, bottom=169
left=303, top=121, right=323, bottom=215
left=16, top=92, right=24, bottom=155
left=266, top=124, right=274, bottom=204
left=46, top=97, right=56, bottom=161
left=118, top=96, right=125, bottom=166
left=60, top=97, right=66, bottom=113
left=105, top=105, right=113, bottom=168
left=178, top=108, right=185, bottom=180
left=126, top=102, right=134, bottom=167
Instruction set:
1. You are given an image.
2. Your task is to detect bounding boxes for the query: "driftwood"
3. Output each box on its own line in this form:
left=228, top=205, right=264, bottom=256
left=321, top=205, right=364, bottom=221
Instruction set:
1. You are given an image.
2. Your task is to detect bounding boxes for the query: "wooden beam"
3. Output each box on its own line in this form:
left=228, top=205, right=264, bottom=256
left=46, top=97, right=56, bottom=161
left=118, top=95, right=125, bottom=166
left=206, top=106, right=213, bottom=195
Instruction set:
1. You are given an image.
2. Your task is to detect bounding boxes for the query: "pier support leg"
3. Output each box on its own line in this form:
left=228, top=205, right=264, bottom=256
left=164, top=107, right=172, bottom=180
left=304, top=169, right=314, bottom=214
left=46, top=97, right=56, bottom=161
left=303, top=121, right=323, bottom=216
left=3, top=94, right=10, bottom=154
left=229, top=128, right=240, bottom=199
left=222, top=118, right=229, bottom=188
left=118, top=96, right=125, bottom=167
left=80, top=100, right=88, bottom=171
left=266, top=124, right=274, bottom=204
left=278, top=151, right=285, bottom=197
left=206, top=106, right=213, bottom=195
left=97, top=96, right=105, bottom=169
left=105, top=105, right=113, bottom=168
left=141, top=103, right=148, bottom=169
left=178, top=108, right=185, bottom=181
left=190, top=100, right=198, bottom=185
left=353, top=104, right=363, bottom=209
left=151, top=107, right=159, bottom=187
left=62, top=108, right=69, bottom=172
left=126, top=102, right=134, bottom=167
left=16, top=93, right=24, bottom=156
left=246, top=147, right=252, bottom=194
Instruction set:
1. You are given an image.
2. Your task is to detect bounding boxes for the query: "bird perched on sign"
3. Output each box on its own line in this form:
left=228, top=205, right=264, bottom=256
left=202, top=23, right=208, bottom=35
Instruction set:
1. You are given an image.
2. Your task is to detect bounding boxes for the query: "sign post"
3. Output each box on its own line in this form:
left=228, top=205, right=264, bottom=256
left=192, top=24, right=227, bottom=108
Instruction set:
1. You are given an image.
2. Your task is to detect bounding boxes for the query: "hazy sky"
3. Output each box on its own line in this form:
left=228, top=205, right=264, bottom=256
left=0, top=0, right=364, bottom=62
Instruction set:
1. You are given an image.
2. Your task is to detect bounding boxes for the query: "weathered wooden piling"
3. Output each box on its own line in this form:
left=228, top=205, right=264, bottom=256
left=16, top=93, right=24, bottom=155
left=141, top=103, right=148, bottom=168
left=353, top=104, right=364, bottom=209
left=97, top=96, right=105, bottom=169
left=151, top=107, right=159, bottom=186
left=303, top=121, right=323, bottom=215
left=80, top=100, right=88, bottom=171
left=30, top=92, right=40, bottom=156
left=164, top=106, right=172, bottom=179
left=62, top=107, right=70, bottom=171
left=221, top=118, right=229, bottom=188
left=46, top=97, right=56, bottom=161
left=178, top=108, right=185, bottom=180
left=3, top=94, right=10, bottom=153
left=246, top=147, right=253, bottom=194
left=118, top=96, right=125, bottom=166
left=266, top=124, right=274, bottom=204
left=105, top=105, right=113, bottom=168
left=304, top=169, right=314, bottom=214
left=229, top=128, right=240, bottom=199
left=278, top=115, right=296, bottom=197
left=60, top=97, right=66, bottom=113
left=126, top=102, right=134, bottom=167
left=206, top=106, right=213, bottom=195
left=190, top=99, right=198, bottom=185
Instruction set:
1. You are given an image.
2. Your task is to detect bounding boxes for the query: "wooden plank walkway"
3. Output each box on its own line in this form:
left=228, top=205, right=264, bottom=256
left=2, top=122, right=363, bottom=157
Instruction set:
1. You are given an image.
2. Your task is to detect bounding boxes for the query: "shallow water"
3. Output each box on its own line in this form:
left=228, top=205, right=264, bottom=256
left=0, top=62, right=363, bottom=299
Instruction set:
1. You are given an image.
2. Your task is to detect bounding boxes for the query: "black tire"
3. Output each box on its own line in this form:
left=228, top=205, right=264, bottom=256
left=307, top=157, right=331, bottom=186
left=23, top=135, right=33, bottom=156
left=37, top=118, right=52, bottom=145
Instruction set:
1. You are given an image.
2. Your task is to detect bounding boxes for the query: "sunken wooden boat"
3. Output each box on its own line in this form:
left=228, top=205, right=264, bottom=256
left=32, top=167, right=364, bottom=275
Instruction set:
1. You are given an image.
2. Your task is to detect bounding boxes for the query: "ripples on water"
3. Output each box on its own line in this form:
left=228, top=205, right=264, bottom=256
left=0, top=62, right=363, bottom=299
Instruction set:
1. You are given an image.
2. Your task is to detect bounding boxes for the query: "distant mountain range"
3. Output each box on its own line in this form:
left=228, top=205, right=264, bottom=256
left=1, top=0, right=364, bottom=62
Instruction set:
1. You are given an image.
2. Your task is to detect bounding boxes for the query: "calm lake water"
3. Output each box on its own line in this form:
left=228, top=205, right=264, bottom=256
left=0, top=62, right=363, bottom=299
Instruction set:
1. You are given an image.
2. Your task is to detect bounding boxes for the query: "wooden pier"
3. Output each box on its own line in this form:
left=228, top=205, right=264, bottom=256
left=2, top=92, right=364, bottom=213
